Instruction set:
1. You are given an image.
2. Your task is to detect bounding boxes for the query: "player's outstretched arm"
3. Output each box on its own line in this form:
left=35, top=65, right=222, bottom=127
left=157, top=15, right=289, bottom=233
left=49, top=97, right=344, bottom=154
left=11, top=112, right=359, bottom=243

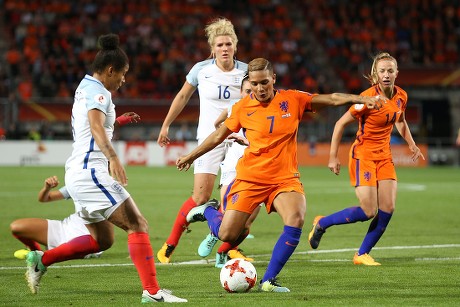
left=38, top=176, right=65, bottom=202
left=177, top=124, right=232, bottom=171
left=312, top=93, right=386, bottom=110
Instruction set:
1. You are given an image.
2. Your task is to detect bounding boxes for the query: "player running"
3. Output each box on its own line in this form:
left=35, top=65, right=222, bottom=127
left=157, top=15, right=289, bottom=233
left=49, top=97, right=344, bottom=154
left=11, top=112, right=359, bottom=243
left=12, top=113, right=139, bottom=260
left=308, top=52, right=424, bottom=265
left=176, top=57, right=384, bottom=292
left=23, top=34, right=186, bottom=303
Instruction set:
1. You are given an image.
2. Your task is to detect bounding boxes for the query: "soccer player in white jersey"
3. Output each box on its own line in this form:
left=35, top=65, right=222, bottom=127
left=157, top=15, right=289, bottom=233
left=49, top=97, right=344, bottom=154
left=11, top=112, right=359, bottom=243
left=11, top=114, right=139, bottom=260
left=11, top=176, right=103, bottom=259
left=157, top=18, right=248, bottom=264
left=23, top=34, right=187, bottom=303
left=197, top=75, right=261, bottom=267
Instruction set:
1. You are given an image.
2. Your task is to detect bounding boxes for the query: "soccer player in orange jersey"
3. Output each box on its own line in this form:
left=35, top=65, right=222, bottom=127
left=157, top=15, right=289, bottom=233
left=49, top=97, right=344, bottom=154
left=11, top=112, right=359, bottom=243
left=176, top=57, right=384, bottom=292
left=308, top=52, right=425, bottom=266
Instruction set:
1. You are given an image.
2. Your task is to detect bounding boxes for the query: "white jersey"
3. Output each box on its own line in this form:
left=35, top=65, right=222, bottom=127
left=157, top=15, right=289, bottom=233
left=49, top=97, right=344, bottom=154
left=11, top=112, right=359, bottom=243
left=186, top=59, right=247, bottom=139
left=59, top=186, right=71, bottom=200
left=65, top=75, right=115, bottom=171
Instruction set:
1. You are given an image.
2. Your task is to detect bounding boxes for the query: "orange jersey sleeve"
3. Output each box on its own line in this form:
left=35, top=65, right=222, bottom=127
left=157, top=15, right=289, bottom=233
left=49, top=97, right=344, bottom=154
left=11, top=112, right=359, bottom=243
left=349, top=85, right=408, bottom=160
left=224, top=89, right=315, bottom=184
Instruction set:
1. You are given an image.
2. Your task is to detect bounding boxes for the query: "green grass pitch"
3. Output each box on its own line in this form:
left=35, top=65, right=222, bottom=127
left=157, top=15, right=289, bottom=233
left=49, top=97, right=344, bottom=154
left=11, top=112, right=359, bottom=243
left=0, top=166, right=459, bottom=306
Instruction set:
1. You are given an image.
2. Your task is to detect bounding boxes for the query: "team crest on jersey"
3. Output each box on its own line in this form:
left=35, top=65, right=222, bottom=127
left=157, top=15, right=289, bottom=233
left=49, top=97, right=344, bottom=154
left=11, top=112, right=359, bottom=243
left=396, top=98, right=402, bottom=109
left=94, top=94, right=107, bottom=104
left=364, top=171, right=371, bottom=181
left=231, top=193, right=239, bottom=204
left=234, top=76, right=242, bottom=84
left=279, top=101, right=289, bottom=112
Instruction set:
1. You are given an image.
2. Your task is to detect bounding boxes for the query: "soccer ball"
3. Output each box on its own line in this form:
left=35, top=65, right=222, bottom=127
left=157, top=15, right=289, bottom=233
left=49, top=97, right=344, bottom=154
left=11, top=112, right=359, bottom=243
left=219, top=258, right=257, bottom=293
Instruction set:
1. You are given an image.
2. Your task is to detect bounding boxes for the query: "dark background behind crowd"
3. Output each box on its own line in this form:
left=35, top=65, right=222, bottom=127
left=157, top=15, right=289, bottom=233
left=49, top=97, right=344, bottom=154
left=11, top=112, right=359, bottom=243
left=0, top=0, right=459, bottom=149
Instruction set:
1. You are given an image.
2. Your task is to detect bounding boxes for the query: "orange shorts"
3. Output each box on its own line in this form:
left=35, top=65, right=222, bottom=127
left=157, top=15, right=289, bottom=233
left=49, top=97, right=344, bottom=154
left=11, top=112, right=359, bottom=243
left=224, top=178, right=304, bottom=214
left=348, top=157, right=396, bottom=187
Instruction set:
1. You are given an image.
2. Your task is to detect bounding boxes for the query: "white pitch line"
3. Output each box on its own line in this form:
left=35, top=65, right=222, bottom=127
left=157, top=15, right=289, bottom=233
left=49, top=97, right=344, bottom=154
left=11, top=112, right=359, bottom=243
left=2, top=244, right=459, bottom=270
left=415, top=257, right=460, bottom=261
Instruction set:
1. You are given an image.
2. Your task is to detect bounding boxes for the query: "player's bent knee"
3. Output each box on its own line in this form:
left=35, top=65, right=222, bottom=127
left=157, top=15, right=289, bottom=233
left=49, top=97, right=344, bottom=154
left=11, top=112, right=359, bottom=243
left=362, top=209, right=377, bottom=219
left=129, top=215, right=149, bottom=233
left=218, top=229, right=239, bottom=243
left=98, top=238, right=114, bottom=251
left=193, top=195, right=213, bottom=206
left=10, top=220, right=23, bottom=234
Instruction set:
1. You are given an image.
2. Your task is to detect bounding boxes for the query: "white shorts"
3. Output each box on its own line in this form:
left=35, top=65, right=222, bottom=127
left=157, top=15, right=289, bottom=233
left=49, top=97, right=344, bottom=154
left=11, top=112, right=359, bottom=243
left=219, top=142, right=246, bottom=186
left=65, top=167, right=130, bottom=224
left=193, top=140, right=227, bottom=175
left=47, top=213, right=90, bottom=249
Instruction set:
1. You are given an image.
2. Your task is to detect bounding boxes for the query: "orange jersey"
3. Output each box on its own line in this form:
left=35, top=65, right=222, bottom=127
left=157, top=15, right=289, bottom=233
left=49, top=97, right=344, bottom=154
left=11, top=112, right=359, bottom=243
left=224, top=89, right=315, bottom=184
left=349, top=85, right=407, bottom=160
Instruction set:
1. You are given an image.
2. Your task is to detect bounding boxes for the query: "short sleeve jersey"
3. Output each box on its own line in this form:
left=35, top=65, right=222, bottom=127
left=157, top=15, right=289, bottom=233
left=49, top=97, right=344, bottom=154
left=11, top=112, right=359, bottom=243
left=349, top=85, right=408, bottom=160
left=225, top=89, right=315, bottom=184
left=65, top=75, right=115, bottom=171
left=186, top=59, right=247, bottom=140
left=59, top=186, right=71, bottom=200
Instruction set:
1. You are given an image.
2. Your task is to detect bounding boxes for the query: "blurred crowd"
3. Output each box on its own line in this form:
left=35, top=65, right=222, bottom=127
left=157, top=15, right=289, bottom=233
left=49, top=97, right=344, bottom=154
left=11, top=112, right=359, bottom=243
left=1, top=0, right=458, bottom=103
left=301, top=0, right=460, bottom=92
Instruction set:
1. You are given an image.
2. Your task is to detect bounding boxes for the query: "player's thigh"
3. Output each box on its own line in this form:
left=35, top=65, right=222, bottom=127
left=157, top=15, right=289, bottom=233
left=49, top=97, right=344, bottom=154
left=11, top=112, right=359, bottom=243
left=11, top=218, right=48, bottom=245
left=220, top=209, right=250, bottom=242
left=192, top=173, right=217, bottom=204
left=85, top=220, right=115, bottom=250
left=108, top=197, right=147, bottom=233
left=377, top=179, right=397, bottom=213
left=272, top=191, right=306, bottom=228
left=354, top=186, right=378, bottom=216
left=246, top=205, right=261, bottom=227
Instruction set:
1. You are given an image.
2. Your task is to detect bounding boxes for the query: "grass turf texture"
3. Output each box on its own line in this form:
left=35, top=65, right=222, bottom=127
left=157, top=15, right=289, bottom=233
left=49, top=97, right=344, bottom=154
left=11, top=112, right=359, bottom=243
left=0, top=166, right=459, bottom=306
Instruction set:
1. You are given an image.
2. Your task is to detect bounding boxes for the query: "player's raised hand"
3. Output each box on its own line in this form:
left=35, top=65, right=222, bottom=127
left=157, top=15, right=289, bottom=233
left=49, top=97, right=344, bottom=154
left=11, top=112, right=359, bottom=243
left=44, top=176, right=59, bottom=189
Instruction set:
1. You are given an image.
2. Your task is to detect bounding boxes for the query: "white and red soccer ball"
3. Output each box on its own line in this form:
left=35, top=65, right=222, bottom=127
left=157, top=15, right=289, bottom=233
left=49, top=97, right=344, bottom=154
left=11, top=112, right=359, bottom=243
left=219, top=258, right=257, bottom=293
